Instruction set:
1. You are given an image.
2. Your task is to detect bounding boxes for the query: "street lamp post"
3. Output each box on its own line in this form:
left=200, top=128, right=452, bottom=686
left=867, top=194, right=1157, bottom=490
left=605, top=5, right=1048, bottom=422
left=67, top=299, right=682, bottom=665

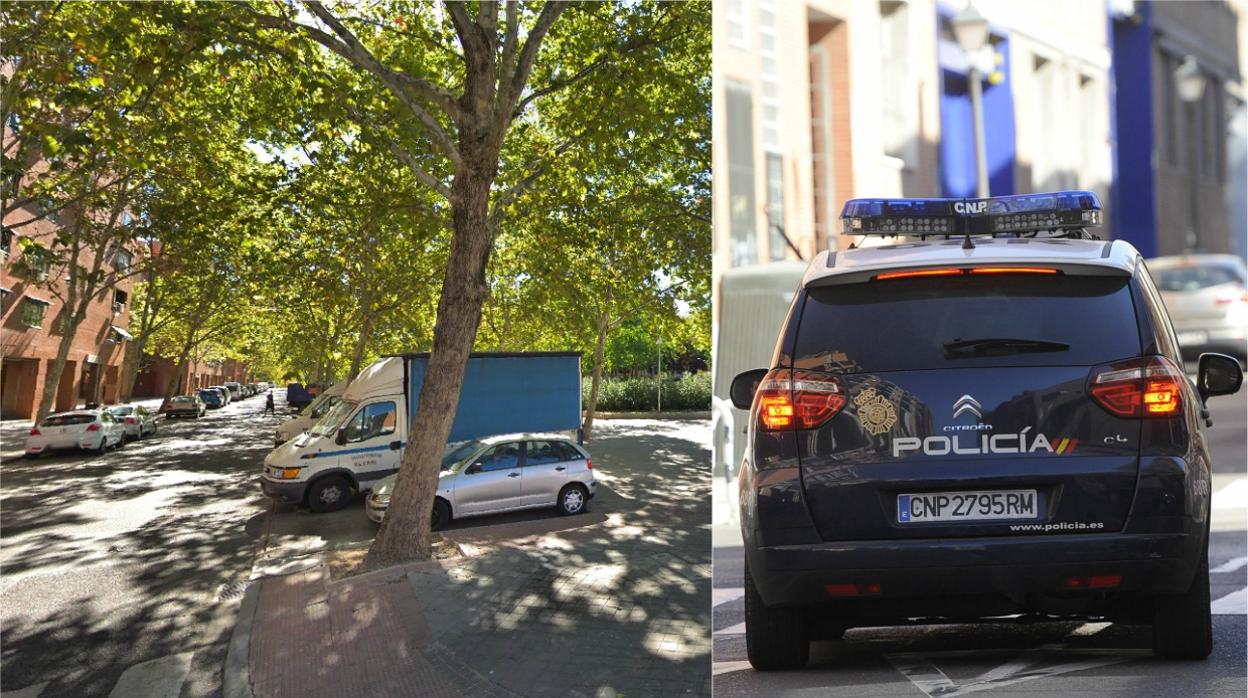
left=952, top=3, right=991, bottom=198
left=1175, top=56, right=1207, bottom=251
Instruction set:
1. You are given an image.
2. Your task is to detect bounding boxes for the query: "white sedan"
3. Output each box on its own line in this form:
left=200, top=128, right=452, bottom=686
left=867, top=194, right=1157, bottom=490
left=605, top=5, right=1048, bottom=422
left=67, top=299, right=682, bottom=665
left=108, top=404, right=158, bottom=440
left=25, top=410, right=126, bottom=457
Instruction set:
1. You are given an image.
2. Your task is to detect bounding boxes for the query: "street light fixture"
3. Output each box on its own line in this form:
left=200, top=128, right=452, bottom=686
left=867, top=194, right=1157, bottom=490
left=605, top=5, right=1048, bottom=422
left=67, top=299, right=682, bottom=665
left=952, top=3, right=991, bottom=198
left=1175, top=56, right=1206, bottom=251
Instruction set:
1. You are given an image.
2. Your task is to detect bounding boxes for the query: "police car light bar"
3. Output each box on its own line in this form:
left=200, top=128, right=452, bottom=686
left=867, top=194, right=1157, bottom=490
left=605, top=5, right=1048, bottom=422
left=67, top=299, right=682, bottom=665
left=840, top=191, right=1102, bottom=237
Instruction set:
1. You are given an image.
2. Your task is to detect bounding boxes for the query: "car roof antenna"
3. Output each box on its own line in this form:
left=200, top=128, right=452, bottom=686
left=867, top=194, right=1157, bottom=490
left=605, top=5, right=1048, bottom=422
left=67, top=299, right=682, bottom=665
left=961, top=199, right=975, bottom=250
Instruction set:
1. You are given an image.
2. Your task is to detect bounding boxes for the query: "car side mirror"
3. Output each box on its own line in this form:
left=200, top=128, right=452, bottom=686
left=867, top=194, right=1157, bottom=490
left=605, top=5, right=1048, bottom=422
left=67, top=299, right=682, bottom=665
left=1196, top=353, right=1244, bottom=403
left=466, top=462, right=482, bottom=475
left=730, top=368, right=769, bottom=410
left=335, top=427, right=348, bottom=446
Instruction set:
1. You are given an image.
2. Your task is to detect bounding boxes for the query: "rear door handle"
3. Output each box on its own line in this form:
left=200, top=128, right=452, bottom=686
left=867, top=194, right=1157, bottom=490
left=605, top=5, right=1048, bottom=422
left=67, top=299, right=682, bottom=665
left=508, top=472, right=520, bottom=478
left=555, top=466, right=566, bottom=472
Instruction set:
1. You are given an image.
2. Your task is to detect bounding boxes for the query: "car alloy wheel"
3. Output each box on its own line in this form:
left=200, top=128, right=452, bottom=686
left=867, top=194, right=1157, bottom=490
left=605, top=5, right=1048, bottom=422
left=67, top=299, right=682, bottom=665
left=558, top=485, right=586, bottom=515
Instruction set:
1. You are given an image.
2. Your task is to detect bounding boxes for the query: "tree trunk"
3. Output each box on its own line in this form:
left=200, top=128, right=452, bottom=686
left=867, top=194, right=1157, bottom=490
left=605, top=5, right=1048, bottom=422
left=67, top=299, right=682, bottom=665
left=36, top=332, right=77, bottom=422
left=367, top=173, right=496, bottom=565
left=581, top=308, right=610, bottom=442
left=119, top=339, right=141, bottom=403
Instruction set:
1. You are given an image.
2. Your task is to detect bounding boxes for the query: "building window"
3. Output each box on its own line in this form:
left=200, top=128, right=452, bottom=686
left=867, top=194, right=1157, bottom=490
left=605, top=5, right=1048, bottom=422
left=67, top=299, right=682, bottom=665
left=726, top=0, right=748, bottom=48
left=879, top=1, right=917, bottom=165
left=114, top=249, right=132, bottom=274
left=16, top=246, right=50, bottom=281
left=1159, top=50, right=1179, bottom=166
left=726, top=81, right=758, bottom=268
left=766, top=154, right=786, bottom=260
left=113, top=289, right=128, bottom=313
left=1, top=226, right=12, bottom=260
left=20, top=298, right=48, bottom=328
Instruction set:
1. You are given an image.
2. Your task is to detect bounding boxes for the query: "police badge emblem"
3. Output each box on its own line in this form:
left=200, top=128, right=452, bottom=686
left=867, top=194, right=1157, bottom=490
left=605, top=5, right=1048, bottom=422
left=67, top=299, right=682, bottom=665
left=855, top=387, right=897, bottom=435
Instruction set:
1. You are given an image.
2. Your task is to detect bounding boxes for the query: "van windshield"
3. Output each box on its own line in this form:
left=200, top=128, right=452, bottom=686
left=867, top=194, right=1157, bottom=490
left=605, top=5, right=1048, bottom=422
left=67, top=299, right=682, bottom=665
left=302, top=391, right=339, bottom=418
left=312, top=399, right=357, bottom=436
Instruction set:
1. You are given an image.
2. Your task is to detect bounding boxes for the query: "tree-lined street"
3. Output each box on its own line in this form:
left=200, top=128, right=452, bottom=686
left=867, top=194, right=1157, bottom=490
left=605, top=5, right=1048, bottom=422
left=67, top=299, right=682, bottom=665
left=2, top=395, right=713, bottom=697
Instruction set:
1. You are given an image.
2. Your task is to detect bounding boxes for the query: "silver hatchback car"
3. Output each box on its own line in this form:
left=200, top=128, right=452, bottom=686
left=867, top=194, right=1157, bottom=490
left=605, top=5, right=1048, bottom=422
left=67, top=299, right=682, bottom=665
left=1147, top=254, right=1247, bottom=363
left=366, top=434, right=595, bottom=529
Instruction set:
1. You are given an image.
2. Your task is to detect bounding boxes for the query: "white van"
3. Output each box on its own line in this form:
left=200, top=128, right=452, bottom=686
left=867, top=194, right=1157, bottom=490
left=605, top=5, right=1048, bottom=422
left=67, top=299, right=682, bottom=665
left=274, top=379, right=347, bottom=446
left=260, top=352, right=583, bottom=512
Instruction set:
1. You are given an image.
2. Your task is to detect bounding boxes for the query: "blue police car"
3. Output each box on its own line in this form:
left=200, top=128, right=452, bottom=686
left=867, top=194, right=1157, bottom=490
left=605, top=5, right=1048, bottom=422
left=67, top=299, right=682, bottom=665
left=729, top=191, right=1244, bottom=670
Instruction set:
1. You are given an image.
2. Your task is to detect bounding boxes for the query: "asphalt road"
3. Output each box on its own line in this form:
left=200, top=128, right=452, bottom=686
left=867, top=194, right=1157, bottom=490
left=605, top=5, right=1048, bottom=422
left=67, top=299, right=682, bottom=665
left=711, top=393, right=1248, bottom=697
left=1, top=399, right=712, bottom=697
left=1, top=394, right=281, bottom=698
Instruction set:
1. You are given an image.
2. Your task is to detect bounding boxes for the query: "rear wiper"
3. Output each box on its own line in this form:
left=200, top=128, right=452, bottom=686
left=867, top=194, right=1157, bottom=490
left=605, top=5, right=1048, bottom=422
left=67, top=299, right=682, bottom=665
left=942, top=337, right=1070, bottom=357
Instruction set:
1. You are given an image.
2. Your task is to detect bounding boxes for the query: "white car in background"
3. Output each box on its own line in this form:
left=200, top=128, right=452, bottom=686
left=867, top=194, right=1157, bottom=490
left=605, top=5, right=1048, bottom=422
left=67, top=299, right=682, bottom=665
left=108, top=404, right=158, bottom=441
left=25, top=410, right=126, bottom=457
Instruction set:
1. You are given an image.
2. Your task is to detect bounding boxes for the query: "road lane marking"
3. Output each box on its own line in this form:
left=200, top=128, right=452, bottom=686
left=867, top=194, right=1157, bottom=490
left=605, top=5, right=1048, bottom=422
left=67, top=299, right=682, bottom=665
left=888, top=649, right=1140, bottom=697
left=711, top=660, right=754, bottom=676
left=714, top=621, right=746, bottom=636
left=107, top=652, right=193, bottom=698
left=1211, top=556, right=1247, bottom=574
left=1211, top=587, right=1248, bottom=615
left=1212, top=478, right=1248, bottom=509
left=713, top=587, right=744, bottom=606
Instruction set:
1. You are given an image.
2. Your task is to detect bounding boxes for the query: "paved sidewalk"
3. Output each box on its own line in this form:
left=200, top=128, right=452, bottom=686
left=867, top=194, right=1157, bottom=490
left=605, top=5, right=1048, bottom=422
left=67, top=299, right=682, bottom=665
left=239, top=419, right=712, bottom=698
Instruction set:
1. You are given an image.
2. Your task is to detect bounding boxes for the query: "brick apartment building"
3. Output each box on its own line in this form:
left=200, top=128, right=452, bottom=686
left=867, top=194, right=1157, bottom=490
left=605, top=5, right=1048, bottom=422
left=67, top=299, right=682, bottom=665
left=130, top=355, right=250, bottom=399
left=1, top=220, right=137, bottom=420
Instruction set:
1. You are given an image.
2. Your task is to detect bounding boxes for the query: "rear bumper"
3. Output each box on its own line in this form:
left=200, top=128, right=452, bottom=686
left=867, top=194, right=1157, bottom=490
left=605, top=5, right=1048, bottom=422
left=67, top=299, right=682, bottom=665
left=746, top=530, right=1202, bottom=608
left=260, top=477, right=307, bottom=504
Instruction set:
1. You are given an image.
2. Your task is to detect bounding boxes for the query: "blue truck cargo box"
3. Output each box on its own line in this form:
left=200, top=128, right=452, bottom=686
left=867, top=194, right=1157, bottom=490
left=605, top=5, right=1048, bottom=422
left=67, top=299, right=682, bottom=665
left=398, top=352, right=582, bottom=443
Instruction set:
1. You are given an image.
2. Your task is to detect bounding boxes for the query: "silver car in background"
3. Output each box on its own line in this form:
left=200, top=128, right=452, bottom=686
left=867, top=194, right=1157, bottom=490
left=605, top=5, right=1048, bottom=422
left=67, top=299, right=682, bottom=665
left=1147, top=254, right=1248, bottom=363
left=366, top=434, right=595, bottom=529
left=109, top=404, right=158, bottom=440
left=25, top=410, right=126, bottom=457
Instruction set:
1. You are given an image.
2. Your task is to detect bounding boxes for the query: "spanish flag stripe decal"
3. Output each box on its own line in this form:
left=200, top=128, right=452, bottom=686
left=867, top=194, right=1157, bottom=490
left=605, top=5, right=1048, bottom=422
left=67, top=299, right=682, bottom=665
left=1065, top=438, right=1078, bottom=454
left=1055, top=438, right=1070, bottom=454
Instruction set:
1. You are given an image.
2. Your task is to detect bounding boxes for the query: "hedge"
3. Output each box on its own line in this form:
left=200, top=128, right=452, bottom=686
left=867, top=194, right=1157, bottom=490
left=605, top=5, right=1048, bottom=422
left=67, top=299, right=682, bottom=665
left=583, top=372, right=710, bottom=412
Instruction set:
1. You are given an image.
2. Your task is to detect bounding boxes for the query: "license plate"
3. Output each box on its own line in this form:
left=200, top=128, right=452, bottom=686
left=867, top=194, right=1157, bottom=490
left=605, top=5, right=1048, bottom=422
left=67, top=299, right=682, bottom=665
left=898, top=490, right=1038, bottom=523
left=1176, top=331, right=1208, bottom=346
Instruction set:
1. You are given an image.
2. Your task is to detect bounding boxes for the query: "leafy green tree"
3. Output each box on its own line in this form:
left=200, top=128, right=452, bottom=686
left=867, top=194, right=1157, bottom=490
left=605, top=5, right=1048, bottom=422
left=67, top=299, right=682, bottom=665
left=228, top=0, right=709, bottom=564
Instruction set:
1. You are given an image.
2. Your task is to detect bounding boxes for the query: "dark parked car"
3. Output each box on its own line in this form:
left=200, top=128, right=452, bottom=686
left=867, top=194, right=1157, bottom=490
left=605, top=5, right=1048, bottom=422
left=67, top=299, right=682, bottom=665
left=731, top=192, right=1244, bottom=670
left=198, top=389, right=225, bottom=409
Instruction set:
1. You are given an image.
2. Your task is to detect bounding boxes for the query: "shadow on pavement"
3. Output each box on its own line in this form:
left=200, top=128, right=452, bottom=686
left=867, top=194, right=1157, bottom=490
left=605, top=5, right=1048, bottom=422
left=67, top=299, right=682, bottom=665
left=0, top=400, right=280, bottom=696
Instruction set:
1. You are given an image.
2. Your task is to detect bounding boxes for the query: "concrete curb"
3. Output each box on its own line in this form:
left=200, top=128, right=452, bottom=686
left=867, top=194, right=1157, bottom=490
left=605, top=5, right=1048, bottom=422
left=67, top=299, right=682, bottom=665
left=593, top=410, right=710, bottom=420
left=223, top=581, right=260, bottom=698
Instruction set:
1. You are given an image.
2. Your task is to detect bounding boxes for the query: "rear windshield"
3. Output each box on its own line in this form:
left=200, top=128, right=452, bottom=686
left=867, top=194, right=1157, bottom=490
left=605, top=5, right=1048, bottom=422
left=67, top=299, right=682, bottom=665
left=43, top=414, right=95, bottom=426
left=1152, top=265, right=1243, bottom=292
left=109, top=406, right=133, bottom=415
left=172, top=396, right=195, bottom=403
left=793, top=275, right=1140, bottom=372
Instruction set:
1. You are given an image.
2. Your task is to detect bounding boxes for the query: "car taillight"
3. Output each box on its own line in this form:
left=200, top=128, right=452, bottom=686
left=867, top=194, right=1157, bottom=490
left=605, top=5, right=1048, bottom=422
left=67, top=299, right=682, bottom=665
left=754, top=368, right=846, bottom=430
left=1089, top=356, right=1184, bottom=418
left=586, top=458, right=593, bottom=470
left=29, top=427, right=41, bottom=436
left=126, top=417, right=136, bottom=424
left=86, top=423, right=101, bottom=432
left=874, top=266, right=1060, bottom=281
left=1214, top=290, right=1248, bottom=305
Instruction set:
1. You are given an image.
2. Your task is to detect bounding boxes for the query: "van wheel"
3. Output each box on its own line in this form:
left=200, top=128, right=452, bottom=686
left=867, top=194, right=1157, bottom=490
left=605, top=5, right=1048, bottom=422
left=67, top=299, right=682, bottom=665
left=557, top=484, right=588, bottom=516
left=431, top=498, right=451, bottom=531
left=1153, top=545, right=1212, bottom=659
left=745, top=559, right=809, bottom=670
left=308, top=476, right=352, bottom=513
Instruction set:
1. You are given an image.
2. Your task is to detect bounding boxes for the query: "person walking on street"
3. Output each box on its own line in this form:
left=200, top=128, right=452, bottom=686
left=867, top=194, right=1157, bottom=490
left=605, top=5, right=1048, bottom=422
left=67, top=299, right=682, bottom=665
left=264, top=390, right=276, bottom=416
